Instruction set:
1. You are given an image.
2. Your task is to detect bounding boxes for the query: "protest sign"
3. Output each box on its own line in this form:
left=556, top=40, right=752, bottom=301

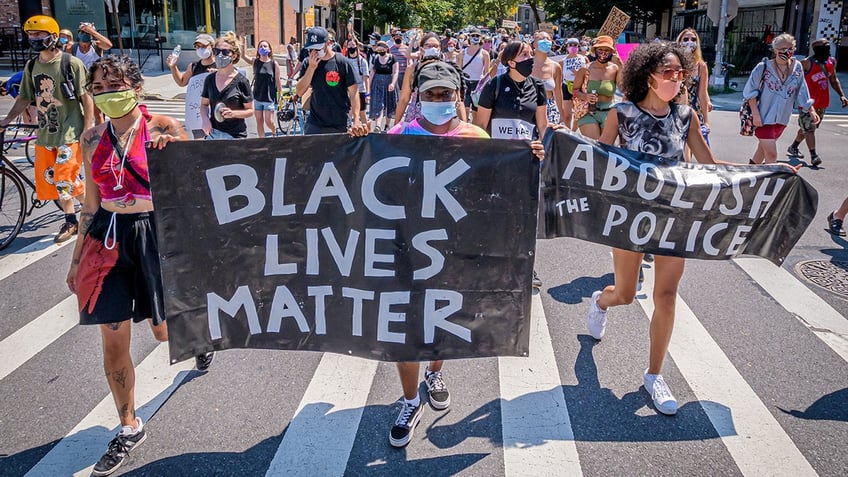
left=183, top=72, right=209, bottom=138
left=598, top=7, right=631, bottom=40
left=540, top=130, right=817, bottom=265
left=148, top=135, right=539, bottom=363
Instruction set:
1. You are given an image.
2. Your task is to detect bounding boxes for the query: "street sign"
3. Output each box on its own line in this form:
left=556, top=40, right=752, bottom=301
left=598, top=7, right=630, bottom=39
left=287, top=0, right=315, bottom=14
left=707, top=0, right=738, bottom=25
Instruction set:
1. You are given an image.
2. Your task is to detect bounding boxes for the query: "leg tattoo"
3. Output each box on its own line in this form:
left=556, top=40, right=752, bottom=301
left=112, top=367, right=127, bottom=388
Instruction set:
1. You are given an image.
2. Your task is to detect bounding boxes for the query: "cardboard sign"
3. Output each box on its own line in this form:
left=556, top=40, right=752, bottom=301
left=236, top=6, right=254, bottom=36
left=598, top=7, right=631, bottom=40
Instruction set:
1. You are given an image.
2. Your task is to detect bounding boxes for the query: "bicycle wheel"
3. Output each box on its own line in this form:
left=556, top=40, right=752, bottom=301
left=0, top=168, right=27, bottom=251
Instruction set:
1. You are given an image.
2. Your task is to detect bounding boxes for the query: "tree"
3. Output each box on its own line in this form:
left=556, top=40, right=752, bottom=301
left=546, top=0, right=669, bottom=33
left=339, top=0, right=414, bottom=34
left=464, top=0, right=519, bottom=28
left=408, top=0, right=463, bottom=32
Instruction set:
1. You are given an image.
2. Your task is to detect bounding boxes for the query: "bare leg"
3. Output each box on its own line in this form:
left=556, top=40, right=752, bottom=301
left=596, top=248, right=642, bottom=310
left=100, top=322, right=137, bottom=427
left=834, top=196, right=848, bottom=221
left=758, top=138, right=778, bottom=163
left=264, top=110, right=275, bottom=135
left=255, top=110, right=265, bottom=137
left=396, top=362, right=420, bottom=400
left=647, top=256, right=685, bottom=374
left=751, top=140, right=765, bottom=164
left=803, top=130, right=817, bottom=152
left=427, top=360, right=443, bottom=373
left=562, top=100, right=573, bottom=130
left=60, top=196, right=76, bottom=215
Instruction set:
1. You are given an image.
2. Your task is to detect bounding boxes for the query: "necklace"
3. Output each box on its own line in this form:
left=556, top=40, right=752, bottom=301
left=643, top=105, right=670, bottom=120
left=108, top=115, right=142, bottom=192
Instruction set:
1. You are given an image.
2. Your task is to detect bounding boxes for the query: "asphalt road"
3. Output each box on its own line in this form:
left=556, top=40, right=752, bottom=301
left=1, top=98, right=847, bottom=476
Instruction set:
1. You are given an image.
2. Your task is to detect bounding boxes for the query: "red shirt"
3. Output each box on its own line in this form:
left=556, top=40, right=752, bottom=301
left=805, top=58, right=834, bottom=109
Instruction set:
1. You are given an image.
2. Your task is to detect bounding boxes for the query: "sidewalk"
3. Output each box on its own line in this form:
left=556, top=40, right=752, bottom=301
left=710, top=71, right=848, bottom=116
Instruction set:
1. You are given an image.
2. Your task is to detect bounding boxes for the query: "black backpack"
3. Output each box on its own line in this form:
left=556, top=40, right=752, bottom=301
left=26, top=52, right=77, bottom=101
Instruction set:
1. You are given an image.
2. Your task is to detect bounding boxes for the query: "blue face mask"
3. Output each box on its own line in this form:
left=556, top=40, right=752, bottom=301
left=258, top=46, right=270, bottom=56
left=419, top=100, right=456, bottom=125
left=537, top=39, right=552, bottom=53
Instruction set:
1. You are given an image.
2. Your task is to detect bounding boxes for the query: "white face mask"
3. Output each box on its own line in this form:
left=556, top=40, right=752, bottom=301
left=424, top=46, right=440, bottom=57
left=197, top=46, right=212, bottom=59
left=318, top=47, right=331, bottom=59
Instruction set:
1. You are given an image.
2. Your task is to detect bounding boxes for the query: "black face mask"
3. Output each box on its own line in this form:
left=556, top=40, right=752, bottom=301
left=30, top=36, right=55, bottom=52
left=513, top=58, right=534, bottom=77
left=812, top=45, right=830, bottom=62
left=394, top=38, right=402, bottom=45
left=348, top=50, right=358, bottom=57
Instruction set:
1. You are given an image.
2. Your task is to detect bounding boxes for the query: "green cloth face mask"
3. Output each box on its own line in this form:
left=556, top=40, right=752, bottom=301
left=94, top=89, right=138, bottom=119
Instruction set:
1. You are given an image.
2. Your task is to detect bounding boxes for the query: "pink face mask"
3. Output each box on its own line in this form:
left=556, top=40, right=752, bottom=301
left=567, top=46, right=578, bottom=54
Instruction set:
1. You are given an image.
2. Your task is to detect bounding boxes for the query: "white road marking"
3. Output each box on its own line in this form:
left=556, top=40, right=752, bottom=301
left=25, top=342, right=194, bottom=477
left=0, top=234, right=73, bottom=281
left=499, top=293, right=582, bottom=476
left=637, top=265, right=816, bottom=476
left=735, top=257, right=848, bottom=363
left=0, top=296, right=77, bottom=380
left=265, top=353, right=378, bottom=477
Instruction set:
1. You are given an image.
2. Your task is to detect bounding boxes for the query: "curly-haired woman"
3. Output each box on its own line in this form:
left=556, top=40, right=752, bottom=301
left=588, top=41, right=797, bottom=416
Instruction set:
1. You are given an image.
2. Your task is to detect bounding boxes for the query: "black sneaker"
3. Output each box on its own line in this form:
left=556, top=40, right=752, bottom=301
left=389, top=399, right=423, bottom=448
left=532, top=270, right=542, bottom=289
left=827, top=212, right=846, bottom=236
left=787, top=145, right=804, bottom=158
left=55, top=221, right=78, bottom=243
left=91, top=423, right=147, bottom=476
left=195, top=351, right=215, bottom=371
left=811, top=154, right=823, bottom=167
left=425, top=368, right=450, bottom=410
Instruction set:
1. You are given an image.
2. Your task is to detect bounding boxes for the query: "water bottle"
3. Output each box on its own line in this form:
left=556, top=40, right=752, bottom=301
left=169, top=44, right=181, bottom=66
left=588, top=90, right=597, bottom=113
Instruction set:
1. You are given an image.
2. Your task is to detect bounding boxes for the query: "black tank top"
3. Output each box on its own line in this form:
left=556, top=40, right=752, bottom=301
left=372, top=55, right=395, bottom=75
left=252, top=59, right=277, bottom=103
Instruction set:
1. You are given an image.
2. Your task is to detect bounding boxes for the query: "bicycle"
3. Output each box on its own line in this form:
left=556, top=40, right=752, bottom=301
left=276, top=86, right=306, bottom=136
left=0, top=126, right=63, bottom=250
left=2, top=121, right=36, bottom=165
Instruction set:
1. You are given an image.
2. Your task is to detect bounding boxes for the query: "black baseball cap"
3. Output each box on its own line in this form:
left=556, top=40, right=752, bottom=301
left=417, top=61, right=461, bottom=92
left=305, top=27, right=328, bottom=50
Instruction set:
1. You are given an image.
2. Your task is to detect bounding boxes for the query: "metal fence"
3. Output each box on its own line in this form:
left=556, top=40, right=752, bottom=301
left=0, top=27, right=30, bottom=72
left=672, top=6, right=785, bottom=76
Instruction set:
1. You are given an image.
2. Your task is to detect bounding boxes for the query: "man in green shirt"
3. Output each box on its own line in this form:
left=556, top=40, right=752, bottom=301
left=0, top=14, right=92, bottom=242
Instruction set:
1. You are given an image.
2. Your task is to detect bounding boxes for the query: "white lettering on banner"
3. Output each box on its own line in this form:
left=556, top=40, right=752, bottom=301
left=305, top=162, right=356, bottom=215
left=265, top=234, right=298, bottom=275
left=669, top=168, right=694, bottom=209
left=491, top=118, right=535, bottom=140
left=562, top=144, right=595, bottom=186
left=365, top=229, right=396, bottom=277
left=206, top=164, right=266, bottom=225
left=362, top=156, right=410, bottom=219
left=272, top=158, right=296, bottom=216
left=206, top=286, right=471, bottom=344
left=321, top=227, right=359, bottom=277
left=749, top=177, right=785, bottom=219
left=556, top=198, right=590, bottom=215
left=411, top=229, right=448, bottom=280
left=601, top=153, right=629, bottom=191
left=422, top=159, right=471, bottom=221
left=636, top=163, right=663, bottom=200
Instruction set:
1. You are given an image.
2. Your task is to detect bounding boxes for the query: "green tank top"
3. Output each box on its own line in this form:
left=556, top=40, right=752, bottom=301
left=586, top=79, right=616, bottom=97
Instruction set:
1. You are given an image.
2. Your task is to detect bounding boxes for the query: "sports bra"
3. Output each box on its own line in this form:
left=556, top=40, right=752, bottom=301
left=586, top=79, right=616, bottom=97
left=540, top=77, right=556, bottom=91
left=90, top=107, right=152, bottom=203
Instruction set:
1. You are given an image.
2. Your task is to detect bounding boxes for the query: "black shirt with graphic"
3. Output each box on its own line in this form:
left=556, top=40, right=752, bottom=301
left=299, top=53, right=357, bottom=128
left=201, top=72, right=253, bottom=138
left=478, top=73, right=546, bottom=139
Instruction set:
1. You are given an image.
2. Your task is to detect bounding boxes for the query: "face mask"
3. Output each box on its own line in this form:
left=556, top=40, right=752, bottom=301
left=650, top=78, right=681, bottom=103
left=30, top=36, right=54, bottom=52
left=682, top=41, right=696, bottom=51
left=424, top=47, right=440, bottom=57
left=369, top=40, right=376, bottom=46
left=78, top=33, right=92, bottom=43
left=59, top=37, right=69, bottom=45
left=348, top=49, right=358, bottom=57
left=596, top=51, right=612, bottom=63
left=319, top=47, right=331, bottom=59
left=537, top=39, right=552, bottom=53
left=567, top=46, right=578, bottom=54
left=813, top=44, right=830, bottom=62
left=94, top=89, right=138, bottom=119
left=394, top=38, right=402, bottom=45
left=378, top=50, right=387, bottom=56
left=513, top=58, right=534, bottom=77
left=470, top=36, right=481, bottom=45
left=197, top=46, right=212, bottom=59
left=448, top=46, right=455, bottom=53
left=419, top=100, right=456, bottom=125
left=580, top=45, right=589, bottom=52
left=258, top=46, right=270, bottom=56
left=215, top=54, right=232, bottom=68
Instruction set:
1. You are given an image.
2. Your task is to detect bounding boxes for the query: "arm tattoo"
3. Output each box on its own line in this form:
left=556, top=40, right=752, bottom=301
left=78, top=211, right=94, bottom=237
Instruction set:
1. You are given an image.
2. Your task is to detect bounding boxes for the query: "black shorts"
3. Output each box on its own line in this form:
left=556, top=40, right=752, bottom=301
left=464, top=80, right=479, bottom=110
left=562, top=81, right=574, bottom=101
left=77, top=208, right=165, bottom=326
left=358, top=92, right=367, bottom=112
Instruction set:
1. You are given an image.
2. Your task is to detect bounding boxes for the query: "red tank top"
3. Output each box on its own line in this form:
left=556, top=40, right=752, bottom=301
left=90, top=108, right=152, bottom=204
left=805, top=58, right=833, bottom=109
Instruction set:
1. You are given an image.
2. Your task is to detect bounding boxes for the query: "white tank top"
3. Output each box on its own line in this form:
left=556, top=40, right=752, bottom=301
left=462, top=47, right=484, bottom=80
left=75, top=45, right=100, bottom=69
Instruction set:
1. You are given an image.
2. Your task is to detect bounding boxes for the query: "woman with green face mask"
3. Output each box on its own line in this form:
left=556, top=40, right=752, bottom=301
left=67, top=54, right=215, bottom=477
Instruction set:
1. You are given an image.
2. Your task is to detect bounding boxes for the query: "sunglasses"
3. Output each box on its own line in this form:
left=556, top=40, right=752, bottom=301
left=775, top=47, right=795, bottom=54
left=655, top=68, right=689, bottom=81
left=212, top=48, right=232, bottom=56
left=681, top=37, right=697, bottom=42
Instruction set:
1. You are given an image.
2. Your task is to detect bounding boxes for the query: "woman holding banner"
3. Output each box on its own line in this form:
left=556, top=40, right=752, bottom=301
left=586, top=42, right=797, bottom=416
left=65, top=55, right=214, bottom=476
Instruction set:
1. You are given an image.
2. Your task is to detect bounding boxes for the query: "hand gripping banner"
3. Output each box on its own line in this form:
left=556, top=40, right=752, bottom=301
left=540, top=129, right=817, bottom=265
left=147, top=134, right=539, bottom=363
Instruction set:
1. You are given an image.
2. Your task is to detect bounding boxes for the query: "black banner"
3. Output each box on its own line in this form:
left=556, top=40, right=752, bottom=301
left=148, top=135, right=539, bottom=363
left=541, top=130, right=817, bottom=265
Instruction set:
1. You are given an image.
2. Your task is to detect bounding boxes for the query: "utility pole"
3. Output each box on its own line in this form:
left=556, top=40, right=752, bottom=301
left=712, top=0, right=729, bottom=87
left=297, top=0, right=304, bottom=44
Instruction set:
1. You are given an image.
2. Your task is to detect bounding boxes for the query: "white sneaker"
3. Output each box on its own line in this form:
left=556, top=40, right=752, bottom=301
left=587, top=290, right=607, bottom=340
left=643, top=369, right=678, bottom=415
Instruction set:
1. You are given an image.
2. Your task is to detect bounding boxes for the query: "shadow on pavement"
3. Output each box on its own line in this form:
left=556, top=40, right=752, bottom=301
left=779, top=387, right=848, bottom=423
left=547, top=273, right=614, bottom=305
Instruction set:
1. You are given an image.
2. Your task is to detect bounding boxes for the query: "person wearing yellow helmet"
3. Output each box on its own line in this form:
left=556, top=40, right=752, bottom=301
left=0, top=14, right=93, bottom=243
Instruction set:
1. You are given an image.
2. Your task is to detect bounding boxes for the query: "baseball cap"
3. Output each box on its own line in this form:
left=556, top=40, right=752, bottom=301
left=566, top=37, right=579, bottom=45
left=305, top=26, right=328, bottom=50
left=417, top=61, right=461, bottom=92
left=194, top=34, right=214, bottom=46
left=468, top=27, right=481, bottom=36
left=369, top=32, right=381, bottom=42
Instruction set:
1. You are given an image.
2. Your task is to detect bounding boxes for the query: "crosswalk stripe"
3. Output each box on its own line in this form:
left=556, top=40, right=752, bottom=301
left=0, top=234, right=74, bottom=282
left=265, top=353, right=378, bottom=476
left=734, top=257, right=848, bottom=364
left=499, top=294, right=582, bottom=476
left=637, top=264, right=817, bottom=476
left=0, top=296, right=77, bottom=381
left=24, top=342, right=194, bottom=477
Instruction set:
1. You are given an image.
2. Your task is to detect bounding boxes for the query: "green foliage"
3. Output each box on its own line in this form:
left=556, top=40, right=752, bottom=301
left=547, top=0, right=667, bottom=33
left=464, top=0, right=519, bottom=29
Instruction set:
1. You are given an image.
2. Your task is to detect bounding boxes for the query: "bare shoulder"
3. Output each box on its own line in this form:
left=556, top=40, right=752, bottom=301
left=147, top=113, right=188, bottom=140
left=81, top=123, right=107, bottom=149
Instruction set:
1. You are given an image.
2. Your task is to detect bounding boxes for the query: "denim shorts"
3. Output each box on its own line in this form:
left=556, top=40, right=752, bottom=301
left=255, top=100, right=276, bottom=111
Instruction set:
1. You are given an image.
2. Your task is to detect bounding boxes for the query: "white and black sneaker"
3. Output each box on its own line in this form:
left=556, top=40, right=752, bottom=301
left=91, top=418, right=147, bottom=476
left=389, top=399, right=424, bottom=448
left=425, top=368, right=450, bottom=410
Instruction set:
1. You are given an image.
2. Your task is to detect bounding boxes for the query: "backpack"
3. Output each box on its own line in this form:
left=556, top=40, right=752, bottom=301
left=26, top=52, right=77, bottom=101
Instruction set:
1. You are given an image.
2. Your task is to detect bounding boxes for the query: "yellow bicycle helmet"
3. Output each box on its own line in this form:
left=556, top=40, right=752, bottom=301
left=24, top=15, right=60, bottom=36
